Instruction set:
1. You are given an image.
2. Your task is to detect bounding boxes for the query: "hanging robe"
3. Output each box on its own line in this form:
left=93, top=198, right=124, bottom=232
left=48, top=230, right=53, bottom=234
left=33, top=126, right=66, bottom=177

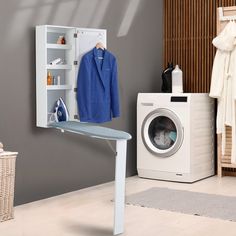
left=210, top=21, right=236, bottom=163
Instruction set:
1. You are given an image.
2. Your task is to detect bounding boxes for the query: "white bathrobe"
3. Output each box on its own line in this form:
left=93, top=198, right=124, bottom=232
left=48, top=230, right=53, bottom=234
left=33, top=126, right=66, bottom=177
left=210, top=21, right=236, bottom=163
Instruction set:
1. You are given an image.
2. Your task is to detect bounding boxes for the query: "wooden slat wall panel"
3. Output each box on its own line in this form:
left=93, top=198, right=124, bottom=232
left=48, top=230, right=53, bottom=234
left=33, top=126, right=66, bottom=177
left=164, top=0, right=236, bottom=93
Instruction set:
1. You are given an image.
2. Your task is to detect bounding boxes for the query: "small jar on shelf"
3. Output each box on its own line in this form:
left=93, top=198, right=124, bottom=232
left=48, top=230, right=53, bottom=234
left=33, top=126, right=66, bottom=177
left=56, top=36, right=66, bottom=45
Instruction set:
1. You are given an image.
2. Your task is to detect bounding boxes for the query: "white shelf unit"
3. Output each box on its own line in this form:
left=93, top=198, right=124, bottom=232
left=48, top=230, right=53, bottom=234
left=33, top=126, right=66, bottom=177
left=36, top=25, right=76, bottom=128
left=36, top=25, right=106, bottom=128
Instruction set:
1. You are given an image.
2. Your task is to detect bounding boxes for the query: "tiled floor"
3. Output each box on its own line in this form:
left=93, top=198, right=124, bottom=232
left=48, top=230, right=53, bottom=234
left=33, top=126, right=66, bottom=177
left=1, top=176, right=236, bottom=236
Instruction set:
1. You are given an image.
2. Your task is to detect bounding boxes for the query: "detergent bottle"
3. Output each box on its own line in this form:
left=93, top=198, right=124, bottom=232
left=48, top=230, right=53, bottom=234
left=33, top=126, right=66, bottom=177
left=172, top=65, right=183, bottom=93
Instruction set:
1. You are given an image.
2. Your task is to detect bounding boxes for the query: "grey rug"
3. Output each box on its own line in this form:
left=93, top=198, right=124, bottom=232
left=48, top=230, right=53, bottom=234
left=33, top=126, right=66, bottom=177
left=126, top=187, right=236, bottom=221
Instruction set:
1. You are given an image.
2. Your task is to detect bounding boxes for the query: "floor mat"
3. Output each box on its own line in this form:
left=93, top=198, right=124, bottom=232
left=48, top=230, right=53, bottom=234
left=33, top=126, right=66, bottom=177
left=126, top=187, right=236, bottom=221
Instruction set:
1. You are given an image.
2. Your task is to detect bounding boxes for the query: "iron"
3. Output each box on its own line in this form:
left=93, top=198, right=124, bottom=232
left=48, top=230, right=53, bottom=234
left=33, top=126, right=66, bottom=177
left=54, top=97, right=69, bottom=122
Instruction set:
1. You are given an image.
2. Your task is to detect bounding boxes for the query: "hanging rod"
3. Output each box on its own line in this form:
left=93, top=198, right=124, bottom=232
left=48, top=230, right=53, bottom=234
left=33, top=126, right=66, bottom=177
left=219, top=7, right=236, bottom=22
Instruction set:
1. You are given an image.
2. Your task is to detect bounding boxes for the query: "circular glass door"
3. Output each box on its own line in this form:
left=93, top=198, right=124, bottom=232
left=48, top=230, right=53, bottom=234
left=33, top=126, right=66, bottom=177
left=142, top=108, right=184, bottom=158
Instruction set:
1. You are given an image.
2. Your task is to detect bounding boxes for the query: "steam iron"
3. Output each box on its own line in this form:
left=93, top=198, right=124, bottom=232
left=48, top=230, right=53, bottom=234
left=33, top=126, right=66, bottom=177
left=54, top=97, right=69, bottom=122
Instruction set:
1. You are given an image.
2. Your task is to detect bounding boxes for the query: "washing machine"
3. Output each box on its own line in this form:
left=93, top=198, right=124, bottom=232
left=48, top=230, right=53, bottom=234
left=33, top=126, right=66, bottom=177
left=137, top=93, right=215, bottom=183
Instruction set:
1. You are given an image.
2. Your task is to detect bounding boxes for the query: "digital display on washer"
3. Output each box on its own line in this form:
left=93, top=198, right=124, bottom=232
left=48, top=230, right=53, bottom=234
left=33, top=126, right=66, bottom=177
left=170, top=96, right=188, bottom=102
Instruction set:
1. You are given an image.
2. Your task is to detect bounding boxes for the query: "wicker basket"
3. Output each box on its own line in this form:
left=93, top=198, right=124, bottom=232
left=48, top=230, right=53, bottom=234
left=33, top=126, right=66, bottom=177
left=0, top=152, right=18, bottom=222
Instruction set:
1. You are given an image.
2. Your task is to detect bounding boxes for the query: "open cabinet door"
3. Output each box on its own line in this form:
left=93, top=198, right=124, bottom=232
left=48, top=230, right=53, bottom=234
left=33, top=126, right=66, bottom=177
left=74, top=28, right=107, bottom=119
left=63, top=28, right=77, bottom=122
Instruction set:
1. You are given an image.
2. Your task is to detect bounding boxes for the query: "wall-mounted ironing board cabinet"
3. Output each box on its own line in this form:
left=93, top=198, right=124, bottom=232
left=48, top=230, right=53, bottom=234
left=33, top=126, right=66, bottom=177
left=36, top=25, right=107, bottom=127
left=36, top=25, right=132, bottom=235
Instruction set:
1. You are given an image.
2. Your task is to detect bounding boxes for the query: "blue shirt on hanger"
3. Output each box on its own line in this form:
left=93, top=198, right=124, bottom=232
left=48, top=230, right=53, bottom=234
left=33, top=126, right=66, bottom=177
left=77, top=47, right=120, bottom=123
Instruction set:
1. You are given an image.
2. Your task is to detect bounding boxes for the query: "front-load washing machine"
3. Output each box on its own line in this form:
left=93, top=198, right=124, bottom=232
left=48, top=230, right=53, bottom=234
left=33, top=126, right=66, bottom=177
left=137, top=93, right=215, bottom=183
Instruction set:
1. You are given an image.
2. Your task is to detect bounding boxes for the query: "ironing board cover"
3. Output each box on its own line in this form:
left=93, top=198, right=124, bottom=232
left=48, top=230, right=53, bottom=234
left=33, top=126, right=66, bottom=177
left=49, top=121, right=132, bottom=141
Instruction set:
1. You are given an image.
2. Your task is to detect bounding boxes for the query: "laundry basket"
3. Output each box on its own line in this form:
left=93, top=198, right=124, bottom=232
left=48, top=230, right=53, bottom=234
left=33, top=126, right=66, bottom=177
left=0, top=152, right=18, bottom=222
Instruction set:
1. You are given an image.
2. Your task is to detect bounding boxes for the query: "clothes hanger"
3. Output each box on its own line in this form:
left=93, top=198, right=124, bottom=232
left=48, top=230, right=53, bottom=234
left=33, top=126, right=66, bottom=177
left=96, top=42, right=105, bottom=50
left=219, top=7, right=236, bottom=22
left=95, top=42, right=105, bottom=60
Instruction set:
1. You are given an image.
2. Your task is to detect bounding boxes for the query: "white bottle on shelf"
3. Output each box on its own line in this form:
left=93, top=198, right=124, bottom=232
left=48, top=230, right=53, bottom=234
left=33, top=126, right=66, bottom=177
left=172, top=65, right=183, bottom=93
left=57, top=75, right=61, bottom=85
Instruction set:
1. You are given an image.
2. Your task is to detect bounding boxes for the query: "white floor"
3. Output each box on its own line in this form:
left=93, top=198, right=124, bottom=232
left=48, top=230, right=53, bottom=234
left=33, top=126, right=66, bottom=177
left=1, top=175, right=236, bottom=236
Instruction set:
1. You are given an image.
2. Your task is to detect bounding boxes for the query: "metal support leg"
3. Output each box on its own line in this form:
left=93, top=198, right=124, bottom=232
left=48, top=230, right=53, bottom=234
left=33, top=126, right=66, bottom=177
left=113, top=140, right=127, bottom=235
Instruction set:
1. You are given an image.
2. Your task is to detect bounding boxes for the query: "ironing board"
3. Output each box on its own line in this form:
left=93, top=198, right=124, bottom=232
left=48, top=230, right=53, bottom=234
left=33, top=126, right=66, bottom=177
left=49, top=121, right=132, bottom=235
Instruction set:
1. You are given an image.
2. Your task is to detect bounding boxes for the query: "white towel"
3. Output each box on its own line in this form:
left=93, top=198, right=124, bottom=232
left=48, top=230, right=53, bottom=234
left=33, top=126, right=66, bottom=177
left=0, top=148, right=3, bottom=153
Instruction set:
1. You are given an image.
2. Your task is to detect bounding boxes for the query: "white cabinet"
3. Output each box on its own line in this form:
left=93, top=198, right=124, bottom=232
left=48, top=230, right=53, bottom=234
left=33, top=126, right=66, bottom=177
left=36, top=25, right=106, bottom=128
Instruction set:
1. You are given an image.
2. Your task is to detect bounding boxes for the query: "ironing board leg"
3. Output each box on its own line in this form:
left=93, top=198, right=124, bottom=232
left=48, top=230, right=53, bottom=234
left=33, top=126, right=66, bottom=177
left=114, top=140, right=127, bottom=235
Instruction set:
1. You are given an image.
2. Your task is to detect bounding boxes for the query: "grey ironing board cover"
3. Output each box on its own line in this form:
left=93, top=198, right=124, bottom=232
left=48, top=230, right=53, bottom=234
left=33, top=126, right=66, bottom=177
left=49, top=121, right=132, bottom=141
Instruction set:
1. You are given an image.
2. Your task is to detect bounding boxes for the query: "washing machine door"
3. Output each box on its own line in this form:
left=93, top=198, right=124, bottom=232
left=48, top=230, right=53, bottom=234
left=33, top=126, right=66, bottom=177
left=142, top=108, right=184, bottom=158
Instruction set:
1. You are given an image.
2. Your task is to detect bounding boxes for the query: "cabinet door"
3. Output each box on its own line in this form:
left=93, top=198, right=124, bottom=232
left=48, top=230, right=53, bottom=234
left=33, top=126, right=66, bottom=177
left=62, top=28, right=77, bottom=121
left=74, top=28, right=107, bottom=118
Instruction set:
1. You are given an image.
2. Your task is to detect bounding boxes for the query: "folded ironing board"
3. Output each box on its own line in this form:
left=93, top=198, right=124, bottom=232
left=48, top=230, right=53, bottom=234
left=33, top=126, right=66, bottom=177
left=49, top=121, right=132, bottom=235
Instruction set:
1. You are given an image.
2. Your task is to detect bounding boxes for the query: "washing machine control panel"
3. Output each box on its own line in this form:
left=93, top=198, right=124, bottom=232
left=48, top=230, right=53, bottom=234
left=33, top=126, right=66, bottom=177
left=170, top=96, right=188, bottom=102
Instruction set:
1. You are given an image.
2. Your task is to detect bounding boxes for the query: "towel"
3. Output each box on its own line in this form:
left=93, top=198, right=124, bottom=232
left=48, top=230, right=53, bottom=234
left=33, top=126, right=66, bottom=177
left=154, top=130, right=172, bottom=149
left=0, top=142, right=3, bottom=149
left=169, top=131, right=177, bottom=142
left=0, top=148, right=3, bottom=153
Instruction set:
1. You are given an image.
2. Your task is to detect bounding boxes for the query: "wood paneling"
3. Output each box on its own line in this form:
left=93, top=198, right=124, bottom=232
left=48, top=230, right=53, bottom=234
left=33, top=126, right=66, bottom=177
left=164, top=0, right=236, bottom=93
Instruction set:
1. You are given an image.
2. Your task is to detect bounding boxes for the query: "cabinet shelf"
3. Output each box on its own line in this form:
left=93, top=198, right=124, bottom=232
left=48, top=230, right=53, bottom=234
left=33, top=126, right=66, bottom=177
left=47, top=44, right=72, bottom=50
left=46, top=64, right=72, bottom=70
left=46, top=26, right=75, bottom=33
left=47, top=85, right=73, bottom=90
